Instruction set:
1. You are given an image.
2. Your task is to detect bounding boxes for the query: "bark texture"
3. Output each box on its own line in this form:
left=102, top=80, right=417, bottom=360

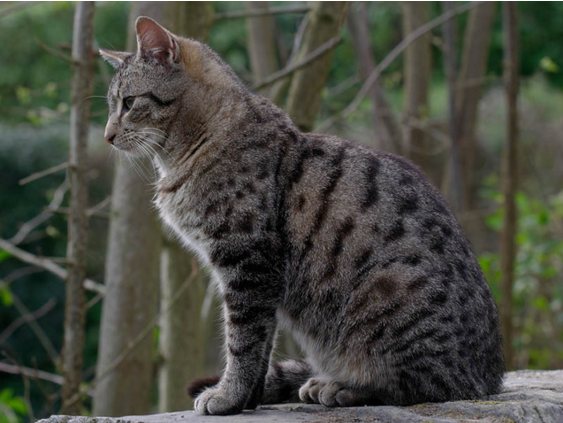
left=61, top=1, right=95, bottom=415
left=92, top=2, right=165, bottom=417
left=285, top=1, right=348, bottom=131
left=500, top=1, right=519, bottom=371
left=347, top=2, right=400, bottom=153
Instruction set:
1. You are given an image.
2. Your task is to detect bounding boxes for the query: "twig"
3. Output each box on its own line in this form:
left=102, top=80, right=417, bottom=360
left=214, top=4, right=310, bottom=20
left=288, top=12, right=310, bottom=65
left=316, top=1, right=482, bottom=132
left=36, top=39, right=74, bottom=63
left=51, top=207, right=110, bottom=220
left=87, top=196, right=111, bottom=217
left=22, top=364, right=35, bottom=422
left=19, top=162, right=69, bottom=186
left=0, top=361, right=64, bottom=385
left=11, top=294, right=59, bottom=366
left=10, top=178, right=69, bottom=246
left=0, top=1, right=39, bottom=19
left=253, top=35, right=342, bottom=91
left=0, top=238, right=105, bottom=295
left=1, top=266, right=43, bottom=286
left=0, top=298, right=56, bottom=345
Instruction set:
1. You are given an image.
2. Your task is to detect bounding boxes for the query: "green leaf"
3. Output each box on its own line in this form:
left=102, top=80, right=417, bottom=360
left=0, top=283, right=13, bottom=307
left=0, top=250, right=11, bottom=264
left=533, top=296, right=549, bottom=311
left=540, top=56, right=559, bottom=73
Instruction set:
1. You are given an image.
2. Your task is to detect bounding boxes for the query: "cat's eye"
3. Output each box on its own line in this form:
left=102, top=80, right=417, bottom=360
left=123, top=96, right=135, bottom=112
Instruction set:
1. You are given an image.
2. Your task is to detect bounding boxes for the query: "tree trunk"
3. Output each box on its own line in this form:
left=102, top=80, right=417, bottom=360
left=93, top=2, right=166, bottom=416
left=158, top=238, right=205, bottom=412
left=156, top=1, right=213, bottom=413
left=347, top=2, right=400, bottom=153
left=456, top=2, right=496, bottom=210
left=246, top=1, right=279, bottom=98
left=61, top=2, right=95, bottom=415
left=286, top=1, right=348, bottom=132
left=500, top=1, right=519, bottom=371
left=401, top=2, right=432, bottom=177
left=441, top=1, right=464, bottom=214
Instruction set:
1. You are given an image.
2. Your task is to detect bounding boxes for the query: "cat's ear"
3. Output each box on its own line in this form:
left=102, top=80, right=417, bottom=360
left=99, top=49, right=131, bottom=69
left=135, top=16, right=180, bottom=64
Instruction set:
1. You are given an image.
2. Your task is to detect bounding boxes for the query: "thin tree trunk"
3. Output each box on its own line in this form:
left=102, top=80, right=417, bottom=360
left=441, top=1, right=464, bottom=214
left=286, top=1, right=348, bottom=132
left=347, top=2, right=400, bottom=153
left=246, top=1, right=279, bottom=97
left=456, top=2, right=496, bottom=210
left=61, top=1, right=95, bottom=415
left=156, top=1, right=212, bottom=413
left=158, top=238, right=205, bottom=412
left=500, top=1, right=519, bottom=372
left=93, top=2, right=166, bottom=416
left=401, top=2, right=432, bottom=175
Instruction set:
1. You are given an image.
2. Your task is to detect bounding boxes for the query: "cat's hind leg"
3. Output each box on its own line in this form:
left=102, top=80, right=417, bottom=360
left=299, top=378, right=382, bottom=407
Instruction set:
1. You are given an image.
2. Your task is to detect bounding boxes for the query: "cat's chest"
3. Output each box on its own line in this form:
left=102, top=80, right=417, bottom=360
left=155, top=187, right=212, bottom=264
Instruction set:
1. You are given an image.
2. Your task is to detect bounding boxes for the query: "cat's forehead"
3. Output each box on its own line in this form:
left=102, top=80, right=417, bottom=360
left=109, top=58, right=174, bottom=97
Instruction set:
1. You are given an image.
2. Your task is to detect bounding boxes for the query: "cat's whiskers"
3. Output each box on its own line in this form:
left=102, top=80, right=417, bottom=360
left=122, top=135, right=155, bottom=183
left=138, top=129, right=172, bottom=152
left=132, top=135, right=162, bottom=183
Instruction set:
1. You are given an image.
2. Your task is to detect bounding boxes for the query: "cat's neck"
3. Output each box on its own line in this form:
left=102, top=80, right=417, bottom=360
left=155, top=87, right=256, bottom=178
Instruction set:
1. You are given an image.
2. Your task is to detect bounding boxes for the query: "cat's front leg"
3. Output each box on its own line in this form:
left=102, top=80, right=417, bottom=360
left=194, top=252, right=282, bottom=415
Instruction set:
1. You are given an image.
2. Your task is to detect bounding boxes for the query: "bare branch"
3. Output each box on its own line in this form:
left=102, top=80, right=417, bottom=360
left=0, top=298, right=56, bottom=345
left=87, top=196, right=111, bottom=217
left=11, top=293, right=60, bottom=365
left=316, top=1, right=482, bottom=132
left=2, top=266, right=43, bottom=285
left=0, top=238, right=105, bottom=294
left=51, top=207, right=110, bottom=220
left=0, top=361, right=65, bottom=385
left=36, top=39, right=74, bottom=63
left=19, top=162, right=68, bottom=186
left=253, top=35, right=342, bottom=91
left=10, top=178, right=69, bottom=246
left=215, top=4, right=310, bottom=20
left=0, top=1, right=39, bottom=19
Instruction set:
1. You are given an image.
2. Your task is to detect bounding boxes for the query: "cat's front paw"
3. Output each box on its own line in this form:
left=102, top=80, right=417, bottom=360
left=194, top=387, right=244, bottom=415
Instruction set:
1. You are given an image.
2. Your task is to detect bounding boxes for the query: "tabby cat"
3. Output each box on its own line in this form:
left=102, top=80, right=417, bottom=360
left=100, top=17, right=504, bottom=416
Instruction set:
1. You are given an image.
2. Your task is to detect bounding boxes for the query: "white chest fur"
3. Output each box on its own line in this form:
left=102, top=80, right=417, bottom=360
left=154, top=188, right=212, bottom=266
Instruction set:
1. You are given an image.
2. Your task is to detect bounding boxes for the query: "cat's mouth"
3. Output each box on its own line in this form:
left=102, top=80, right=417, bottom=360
left=108, top=130, right=163, bottom=159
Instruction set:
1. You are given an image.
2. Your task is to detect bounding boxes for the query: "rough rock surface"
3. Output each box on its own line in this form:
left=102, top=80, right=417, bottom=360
left=39, top=370, right=563, bottom=423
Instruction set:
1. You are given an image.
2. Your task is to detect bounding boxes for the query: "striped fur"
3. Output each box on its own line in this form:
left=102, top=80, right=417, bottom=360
left=101, top=17, right=504, bottom=416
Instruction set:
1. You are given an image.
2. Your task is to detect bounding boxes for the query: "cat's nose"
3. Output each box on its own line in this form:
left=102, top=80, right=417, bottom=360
left=104, top=132, right=116, bottom=144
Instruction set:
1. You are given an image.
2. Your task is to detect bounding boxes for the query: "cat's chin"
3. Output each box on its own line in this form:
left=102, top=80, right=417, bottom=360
left=111, top=143, right=145, bottom=158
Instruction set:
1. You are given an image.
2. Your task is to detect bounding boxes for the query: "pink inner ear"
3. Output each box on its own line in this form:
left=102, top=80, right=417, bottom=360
left=137, top=18, right=173, bottom=57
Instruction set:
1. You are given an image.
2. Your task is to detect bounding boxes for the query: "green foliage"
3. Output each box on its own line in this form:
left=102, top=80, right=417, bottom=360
left=0, top=281, right=14, bottom=307
left=0, top=389, right=27, bottom=423
left=480, top=181, right=563, bottom=369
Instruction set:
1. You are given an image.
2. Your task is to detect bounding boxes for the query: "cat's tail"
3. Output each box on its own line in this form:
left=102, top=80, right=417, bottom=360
left=186, top=359, right=313, bottom=404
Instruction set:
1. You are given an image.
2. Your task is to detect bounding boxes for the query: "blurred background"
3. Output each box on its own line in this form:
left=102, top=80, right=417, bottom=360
left=1, top=1, right=562, bottom=421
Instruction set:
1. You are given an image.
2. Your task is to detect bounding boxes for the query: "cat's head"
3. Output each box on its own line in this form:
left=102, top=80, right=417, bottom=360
left=100, top=17, right=232, bottom=159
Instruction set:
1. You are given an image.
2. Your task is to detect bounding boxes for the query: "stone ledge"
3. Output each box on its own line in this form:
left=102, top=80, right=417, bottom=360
left=39, top=370, right=563, bottom=423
